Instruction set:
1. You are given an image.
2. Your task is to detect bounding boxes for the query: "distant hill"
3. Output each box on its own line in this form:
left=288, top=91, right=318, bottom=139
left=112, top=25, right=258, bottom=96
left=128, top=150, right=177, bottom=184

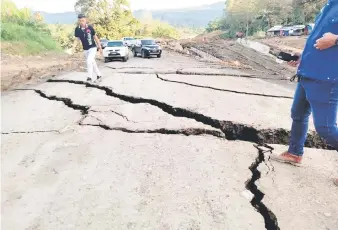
left=39, top=11, right=76, bottom=24
left=134, top=2, right=225, bottom=28
left=39, top=2, right=225, bottom=27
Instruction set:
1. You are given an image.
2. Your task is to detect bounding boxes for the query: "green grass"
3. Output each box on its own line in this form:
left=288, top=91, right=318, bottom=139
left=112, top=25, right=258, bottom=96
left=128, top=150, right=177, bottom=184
left=1, top=22, right=62, bottom=55
left=219, top=32, right=234, bottom=39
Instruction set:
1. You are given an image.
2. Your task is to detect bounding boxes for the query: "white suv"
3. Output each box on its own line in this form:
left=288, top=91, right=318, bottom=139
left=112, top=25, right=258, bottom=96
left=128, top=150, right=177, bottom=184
left=122, top=37, right=137, bottom=47
left=103, top=40, right=129, bottom=63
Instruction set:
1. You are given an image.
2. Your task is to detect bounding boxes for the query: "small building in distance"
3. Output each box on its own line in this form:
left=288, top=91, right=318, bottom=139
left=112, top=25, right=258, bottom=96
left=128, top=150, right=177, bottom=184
left=267, top=25, right=283, bottom=36
left=266, top=24, right=313, bottom=37
left=280, top=25, right=294, bottom=36
left=305, top=23, right=315, bottom=35
left=289, top=25, right=306, bottom=36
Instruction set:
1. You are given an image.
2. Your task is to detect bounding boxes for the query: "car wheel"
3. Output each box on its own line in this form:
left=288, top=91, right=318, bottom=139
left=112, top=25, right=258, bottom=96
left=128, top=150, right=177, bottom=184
left=123, top=56, right=128, bottom=62
left=133, top=49, right=137, bottom=57
left=157, top=54, right=161, bottom=58
left=141, top=50, right=146, bottom=58
left=104, top=57, right=109, bottom=63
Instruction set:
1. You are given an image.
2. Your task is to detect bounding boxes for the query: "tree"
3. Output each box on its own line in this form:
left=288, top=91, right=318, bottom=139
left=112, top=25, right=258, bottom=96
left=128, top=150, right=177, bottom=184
left=227, top=0, right=258, bottom=36
left=74, top=0, right=97, bottom=14
left=151, top=21, right=179, bottom=39
left=74, top=0, right=139, bottom=39
left=206, top=0, right=324, bottom=37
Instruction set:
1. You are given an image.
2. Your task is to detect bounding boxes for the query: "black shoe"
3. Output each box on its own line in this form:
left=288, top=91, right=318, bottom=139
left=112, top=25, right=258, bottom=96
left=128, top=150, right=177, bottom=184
left=87, top=77, right=92, bottom=82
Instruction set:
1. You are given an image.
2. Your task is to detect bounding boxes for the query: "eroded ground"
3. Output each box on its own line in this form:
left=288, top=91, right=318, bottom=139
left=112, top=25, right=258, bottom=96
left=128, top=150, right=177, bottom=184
left=2, top=49, right=337, bottom=230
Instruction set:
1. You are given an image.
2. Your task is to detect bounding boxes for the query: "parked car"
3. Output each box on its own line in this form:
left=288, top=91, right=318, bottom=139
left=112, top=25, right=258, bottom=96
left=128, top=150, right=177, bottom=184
left=100, top=38, right=109, bottom=49
left=132, top=39, right=162, bottom=58
left=103, top=40, right=129, bottom=63
left=122, top=37, right=137, bottom=47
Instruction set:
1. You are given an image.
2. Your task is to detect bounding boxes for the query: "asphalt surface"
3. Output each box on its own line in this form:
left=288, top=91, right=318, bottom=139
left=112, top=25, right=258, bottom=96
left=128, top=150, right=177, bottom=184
left=2, top=51, right=338, bottom=230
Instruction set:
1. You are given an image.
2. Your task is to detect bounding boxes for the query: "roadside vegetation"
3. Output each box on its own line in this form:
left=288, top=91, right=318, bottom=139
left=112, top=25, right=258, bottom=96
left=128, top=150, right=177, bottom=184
left=1, top=0, right=184, bottom=56
left=1, top=0, right=62, bottom=55
left=206, top=0, right=326, bottom=38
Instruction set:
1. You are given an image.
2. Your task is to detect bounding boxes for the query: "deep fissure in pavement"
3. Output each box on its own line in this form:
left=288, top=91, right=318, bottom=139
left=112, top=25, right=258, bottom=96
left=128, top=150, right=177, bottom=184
left=30, top=89, right=90, bottom=115
left=104, top=66, right=288, bottom=80
left=47, top=79, right=329, bottom=149
left=28, top=88, right=224, bottom=138
left=81, top=123, right=224, bottom=138
left=42, top=80, right=331, bottom=229
left=156, top=74, right=293, bottom=99
left=246, top=145, right=280, bottom=230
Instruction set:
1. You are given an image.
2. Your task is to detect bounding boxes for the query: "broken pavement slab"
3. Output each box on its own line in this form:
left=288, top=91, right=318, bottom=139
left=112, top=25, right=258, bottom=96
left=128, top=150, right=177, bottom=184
left=108, top=67, right=177, bottom=75
left=84, top=103, right=223, bottom=137
left=2, top=51, right=337, bottom=229
left=258, top=145, right=338, bottom=230
left=177, top=67, right=255, bottom=77
left=46, top=75, right=325, bottom=148
left=78, top=72, right=314, bottom=131
left=1, top=90, right=79, bottom=134
left=36, top=80, right=126, bottom=107
left=2, top=129, right=266, bottom=230
left=157, top=74, right=294, bottom=98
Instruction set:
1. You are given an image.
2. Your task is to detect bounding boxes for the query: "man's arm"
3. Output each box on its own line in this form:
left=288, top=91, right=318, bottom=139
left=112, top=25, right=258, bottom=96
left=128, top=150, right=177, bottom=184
left=314, top=33, right=338, bottom=50
left=73, top=29, right=80, bottom=54
left=72, top=37, right=80, bottom=54
left=90, top=25, right=102, bottom=55
left=94, top=35, right=102, bottom=50
left=94, top=35, right=102, bottom=55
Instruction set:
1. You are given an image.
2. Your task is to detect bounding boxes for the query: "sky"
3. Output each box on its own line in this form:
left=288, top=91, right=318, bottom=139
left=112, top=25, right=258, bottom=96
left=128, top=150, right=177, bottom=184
left=12, top=0, right=222, bottom=13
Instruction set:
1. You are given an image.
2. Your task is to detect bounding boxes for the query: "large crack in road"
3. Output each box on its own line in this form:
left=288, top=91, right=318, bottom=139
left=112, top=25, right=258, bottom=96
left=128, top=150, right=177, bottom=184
left=156, top=74, right=293, bottom=99
left=18, top=81, right=332, bottom=230
left=16, top=89, right=90, bottom=115
left=47, top=79, right=328, bottom=149
left=15, top=88, right=224, bottom=139
left=246, top=144, right=280, bottom=230
left=104, top=66, right=288, bottom=80
left=80, top=122, right=224, bottom=138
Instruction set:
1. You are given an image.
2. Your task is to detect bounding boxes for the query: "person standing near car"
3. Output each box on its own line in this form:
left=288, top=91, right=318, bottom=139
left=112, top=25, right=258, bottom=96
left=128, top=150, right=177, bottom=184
left=73, top=13, right=102, bottom=82
left=271, top=1, right=338, bottom=186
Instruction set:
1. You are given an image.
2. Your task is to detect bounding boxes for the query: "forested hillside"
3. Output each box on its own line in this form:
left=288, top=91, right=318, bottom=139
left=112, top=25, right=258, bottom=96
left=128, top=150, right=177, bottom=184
left=1, top=0, right=184, bottom=55
left=1, top=0, right=61, bottom=55
left=207, top=0, right=326, bottom=37
left=36, top=2, right=225, bottom=28
left=133, top=2, right=225, bottom=28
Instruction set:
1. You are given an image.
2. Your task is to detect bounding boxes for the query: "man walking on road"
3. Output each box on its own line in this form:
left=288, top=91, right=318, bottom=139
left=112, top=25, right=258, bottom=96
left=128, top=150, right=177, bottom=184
left=73, top=14, right=102, bottom=82
left=271, top=1, right=338, bottom=186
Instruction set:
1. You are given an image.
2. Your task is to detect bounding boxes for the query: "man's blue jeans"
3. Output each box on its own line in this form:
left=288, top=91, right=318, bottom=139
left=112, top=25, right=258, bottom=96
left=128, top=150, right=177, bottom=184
left=288, top=77, right=338, bottom=156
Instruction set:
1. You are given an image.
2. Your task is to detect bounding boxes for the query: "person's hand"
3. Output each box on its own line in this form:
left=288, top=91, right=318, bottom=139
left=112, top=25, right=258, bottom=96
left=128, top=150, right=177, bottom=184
left=314, top=33, right=338, bottom=50
left=288, top=52, right=301, bottom=67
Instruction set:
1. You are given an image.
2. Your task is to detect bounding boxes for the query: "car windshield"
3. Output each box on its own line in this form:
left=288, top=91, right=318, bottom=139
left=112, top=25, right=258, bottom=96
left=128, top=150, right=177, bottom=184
left=107, top=41, right=123, bottom=47
left=125, top=37, right=135, bottom=40
left=100, top=39, right=108, bottom=43
left=141, top=40, right=156, bottom=45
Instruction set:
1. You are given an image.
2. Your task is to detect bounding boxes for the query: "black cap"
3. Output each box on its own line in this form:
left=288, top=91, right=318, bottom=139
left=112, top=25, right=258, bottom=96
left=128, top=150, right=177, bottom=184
left=78, top=13, right=86, bottom=19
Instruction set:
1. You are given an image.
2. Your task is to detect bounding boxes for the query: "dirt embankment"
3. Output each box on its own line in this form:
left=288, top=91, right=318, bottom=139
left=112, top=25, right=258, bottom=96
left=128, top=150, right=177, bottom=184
left=161, top=32, right=297, bottom=80
left=1, top=52, right=88, bottom=91
left=160, top=31, right=313, bottom=82
left=2, top=34, right=306, bottom=91
left=259, top=36, right=307, bottom=55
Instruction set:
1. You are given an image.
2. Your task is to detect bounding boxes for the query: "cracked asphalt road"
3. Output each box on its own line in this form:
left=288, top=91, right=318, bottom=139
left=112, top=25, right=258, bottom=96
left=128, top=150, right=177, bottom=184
left=2, top=51, right=338, bottom=230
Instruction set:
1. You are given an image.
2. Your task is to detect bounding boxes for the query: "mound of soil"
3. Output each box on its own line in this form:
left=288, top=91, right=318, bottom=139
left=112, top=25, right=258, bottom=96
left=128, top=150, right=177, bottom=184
left=1, top=52, right=90, bottom=91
